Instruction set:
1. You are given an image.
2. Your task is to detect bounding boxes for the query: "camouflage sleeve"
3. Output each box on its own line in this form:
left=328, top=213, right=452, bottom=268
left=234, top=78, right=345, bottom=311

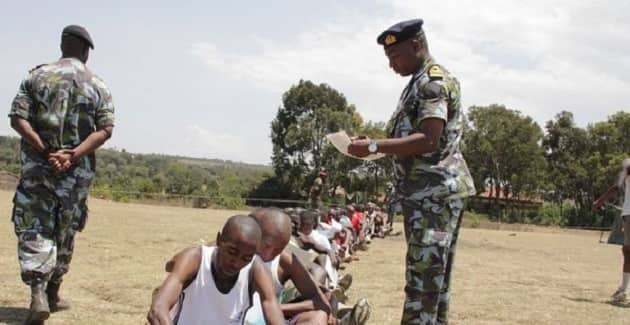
left=414, top=80, right=448, bottom=129
left=9, top=76, right=33, bottom=120
left=95, top=82, right=115, bottom=129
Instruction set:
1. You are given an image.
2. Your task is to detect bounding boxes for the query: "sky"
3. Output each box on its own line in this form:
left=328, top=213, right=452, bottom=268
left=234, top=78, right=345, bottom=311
left=0, top=0, right=628, bottom=164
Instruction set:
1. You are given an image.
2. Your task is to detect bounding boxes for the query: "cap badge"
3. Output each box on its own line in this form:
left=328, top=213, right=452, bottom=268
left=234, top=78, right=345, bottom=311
left=384, top=34, right=397, bottom=46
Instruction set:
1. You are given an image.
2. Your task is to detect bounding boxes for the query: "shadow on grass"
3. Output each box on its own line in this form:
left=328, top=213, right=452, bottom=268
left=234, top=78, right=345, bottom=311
left=562, top=295, right=630, bottom=308
left=605, top=300, right=630, bottom=308
left=0, top=306, right=29, bottom=325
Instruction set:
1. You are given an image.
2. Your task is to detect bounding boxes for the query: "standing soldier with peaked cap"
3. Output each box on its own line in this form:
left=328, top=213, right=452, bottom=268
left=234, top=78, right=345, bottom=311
left=348, top=19, right=475, bottom=324
left=9, top=25, right=115, bottom=324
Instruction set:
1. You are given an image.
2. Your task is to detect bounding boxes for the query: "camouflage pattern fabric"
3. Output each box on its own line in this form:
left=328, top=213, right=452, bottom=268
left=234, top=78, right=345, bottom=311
left=385, top=57, right=473, bottom=325
left=310, top=177, right=324, bottom=208
left=385, top=187, right=398, bottom=227
left=385, top=57, right=475, bottom=200
left=400, top=196, right=464, bottom=325
left=9, top=57, right=114, bottom=285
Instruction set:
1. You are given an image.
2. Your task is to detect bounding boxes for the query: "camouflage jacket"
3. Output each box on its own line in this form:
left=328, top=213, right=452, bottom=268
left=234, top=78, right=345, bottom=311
left=9, top=58, right=115, bottom=179
left=310, top=177, right=324, bottom=197
left=386, top=57, right=475, bottom=200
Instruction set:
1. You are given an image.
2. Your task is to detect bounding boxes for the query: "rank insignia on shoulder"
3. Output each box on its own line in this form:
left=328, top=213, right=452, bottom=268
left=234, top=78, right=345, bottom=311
left=428, top=65, right=444, bottom=80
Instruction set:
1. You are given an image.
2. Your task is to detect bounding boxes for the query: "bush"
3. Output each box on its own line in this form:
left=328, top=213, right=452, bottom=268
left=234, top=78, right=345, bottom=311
left=463, top=211, right=490, bottom=228
left=532, top=204, right=570, bottom=226
left=215, top=195, right=246, bottom=210
left=193, top=197, right=210, bottom=209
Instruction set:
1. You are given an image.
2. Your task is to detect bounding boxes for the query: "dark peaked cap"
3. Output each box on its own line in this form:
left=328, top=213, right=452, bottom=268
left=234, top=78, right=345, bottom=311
left=377, top=19, right=423, bottom=48
left=62, top=25, right=94, bottom=49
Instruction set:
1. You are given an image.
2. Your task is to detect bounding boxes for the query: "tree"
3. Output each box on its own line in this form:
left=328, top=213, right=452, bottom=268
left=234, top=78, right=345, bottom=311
left=270, top=80, right=362, bottom=197
left=542, top=111, right=630, bottom=225
left=464, top=104, right=546, bottom=210
left=542, top=111, right=591, bottom=208
left=319, top=120, right=393, bottom=204
left=584, top=111, right=630, bottom=206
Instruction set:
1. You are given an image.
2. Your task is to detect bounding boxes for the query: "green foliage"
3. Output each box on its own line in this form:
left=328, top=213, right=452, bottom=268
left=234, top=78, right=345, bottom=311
left=532, top=204, right=569, bottom=226
left=267, top=80, right=375, bottom=201
left=464, top=104, right=546, bottom=203
left=0, top=136, right=21, bottom=174
left=542, top=111, right=593, bottom=209
left=543, top=110, right=630, bottom=218
left=0, top=135, right=270, bottom=209
left=463, top=211, right=489, bottom=228
left=214, top=195, right=246, bottom=210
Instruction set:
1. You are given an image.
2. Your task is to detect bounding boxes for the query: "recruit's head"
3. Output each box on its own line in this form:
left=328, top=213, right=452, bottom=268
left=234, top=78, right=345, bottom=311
left=298, top=209, right=318, bottom=235
left=215, top=215, right=261, bottom=278
left=250, top=208, right=292, bottom=262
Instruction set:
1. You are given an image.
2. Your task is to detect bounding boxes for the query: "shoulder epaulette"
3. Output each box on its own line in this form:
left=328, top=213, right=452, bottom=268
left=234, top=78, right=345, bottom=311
left=427, top=64, right=445, bottom=80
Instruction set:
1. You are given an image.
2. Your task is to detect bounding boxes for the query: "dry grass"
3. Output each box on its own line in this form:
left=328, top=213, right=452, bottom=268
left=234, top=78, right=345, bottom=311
left=0, top=189, right=627, bottom=324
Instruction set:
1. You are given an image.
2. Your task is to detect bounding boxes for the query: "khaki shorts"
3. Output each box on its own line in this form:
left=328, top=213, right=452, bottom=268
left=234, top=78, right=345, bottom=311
left=624, top=215, right=630, bottom=245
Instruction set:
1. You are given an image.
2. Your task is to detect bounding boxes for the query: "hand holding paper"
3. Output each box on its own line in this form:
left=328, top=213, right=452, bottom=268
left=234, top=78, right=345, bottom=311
left=325, top=131, right=386, bottom=161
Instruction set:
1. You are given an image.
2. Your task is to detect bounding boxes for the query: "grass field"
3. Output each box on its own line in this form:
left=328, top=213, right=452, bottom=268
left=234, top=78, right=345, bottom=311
left=0, top=189, right=628, bottom=324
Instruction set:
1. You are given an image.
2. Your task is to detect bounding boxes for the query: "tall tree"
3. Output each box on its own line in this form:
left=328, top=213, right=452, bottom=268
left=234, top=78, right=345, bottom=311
left=464, top=104, right=546, bottom=206
left=585, top=111, right=630, bottom=206
left=321, top=120, right=393, bottom=202
left=270, top=80, right=361, bottom=196
left=542, top=111, right=591, bottom=207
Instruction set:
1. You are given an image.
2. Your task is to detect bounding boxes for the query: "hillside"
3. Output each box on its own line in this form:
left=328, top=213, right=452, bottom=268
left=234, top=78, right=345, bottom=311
left=0, top=135, right=272, bottom=208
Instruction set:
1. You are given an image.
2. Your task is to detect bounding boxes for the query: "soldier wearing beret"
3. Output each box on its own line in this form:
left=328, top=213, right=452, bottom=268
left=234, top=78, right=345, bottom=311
left=348, top=19, right=475, bottom=324
left=9, top=24, right=115, bottom=324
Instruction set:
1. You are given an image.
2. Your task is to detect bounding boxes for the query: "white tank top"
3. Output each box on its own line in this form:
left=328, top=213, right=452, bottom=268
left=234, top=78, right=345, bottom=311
left=243, top=255, right=284, bottom=324
left=175, top=246, right=253, bottom=325
left=622, top=176, right=630, bottom=216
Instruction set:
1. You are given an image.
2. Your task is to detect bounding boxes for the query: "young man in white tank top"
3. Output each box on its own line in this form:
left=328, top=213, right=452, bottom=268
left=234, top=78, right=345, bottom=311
left=246, top=208, right=334, bottom=325
left=593, top=159, right=630, bottom=302
left=163, top=208, right=337, bottom=324
left=147, top=215, right=284, bottom=325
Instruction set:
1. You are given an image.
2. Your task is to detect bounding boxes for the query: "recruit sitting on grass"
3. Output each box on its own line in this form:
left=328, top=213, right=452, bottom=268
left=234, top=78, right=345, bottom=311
left=147, top=215, right=284, bottom=325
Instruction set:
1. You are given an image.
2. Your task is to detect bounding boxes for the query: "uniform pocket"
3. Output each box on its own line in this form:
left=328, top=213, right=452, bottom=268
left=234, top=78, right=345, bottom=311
left=420, top=229, right=452, bottom=247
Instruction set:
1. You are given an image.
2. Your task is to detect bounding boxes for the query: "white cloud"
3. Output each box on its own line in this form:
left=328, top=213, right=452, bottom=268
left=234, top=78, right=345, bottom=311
left=183, top=125, right=269, bottom=163
left=191, top=0, right=630, bottom=129
left=190, top=14, right=406, bottom=123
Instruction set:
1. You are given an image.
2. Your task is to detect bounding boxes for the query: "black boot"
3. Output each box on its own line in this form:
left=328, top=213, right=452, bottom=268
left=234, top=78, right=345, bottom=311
left=46, top=281, right=70, bottom=312
left=24, top=283, right=49, bottom=324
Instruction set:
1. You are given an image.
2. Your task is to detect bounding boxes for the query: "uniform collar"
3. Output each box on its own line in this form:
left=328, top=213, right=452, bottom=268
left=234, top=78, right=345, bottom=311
left=413, top=56, right=435, bottom=78
left=59, top=57, right=86, bottom=68
left=403, top=56, right=435, bottom=92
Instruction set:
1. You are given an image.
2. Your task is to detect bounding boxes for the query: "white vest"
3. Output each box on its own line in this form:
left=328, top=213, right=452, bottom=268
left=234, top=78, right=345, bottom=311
left=622, top=176, right=630, bottom=216
left=243, top=255, right=283, bottom=324
left=175, top=246, right=253, bottom=325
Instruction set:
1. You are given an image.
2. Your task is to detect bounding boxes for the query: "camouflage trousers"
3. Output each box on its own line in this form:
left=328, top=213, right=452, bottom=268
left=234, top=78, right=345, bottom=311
left=310, top=196, right=322, bottom=209
left=400, top=196, right=465, bottom=325
left=12, top=174, right=91, bottom=286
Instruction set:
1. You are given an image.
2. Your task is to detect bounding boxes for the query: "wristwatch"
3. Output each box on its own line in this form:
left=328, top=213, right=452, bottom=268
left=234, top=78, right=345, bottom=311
left=368, top=140, right=378, bottom=154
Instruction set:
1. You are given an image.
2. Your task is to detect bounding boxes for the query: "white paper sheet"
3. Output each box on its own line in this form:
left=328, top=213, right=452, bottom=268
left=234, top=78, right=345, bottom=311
left=325, top=131, right=386, bottom=161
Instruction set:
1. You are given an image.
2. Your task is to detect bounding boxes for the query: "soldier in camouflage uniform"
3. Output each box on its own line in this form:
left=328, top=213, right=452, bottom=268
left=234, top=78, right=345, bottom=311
left=309, top=168, right=328, bottom=209
left=9, top=25, right=114, bottom=324
left=348, top=19, right=475, bottom=325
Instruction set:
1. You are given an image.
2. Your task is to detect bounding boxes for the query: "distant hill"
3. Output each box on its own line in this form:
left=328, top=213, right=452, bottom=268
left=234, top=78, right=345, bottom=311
left=174, top=156, right=271, bottom=172
left=0, top=135, right=272, bottom=208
